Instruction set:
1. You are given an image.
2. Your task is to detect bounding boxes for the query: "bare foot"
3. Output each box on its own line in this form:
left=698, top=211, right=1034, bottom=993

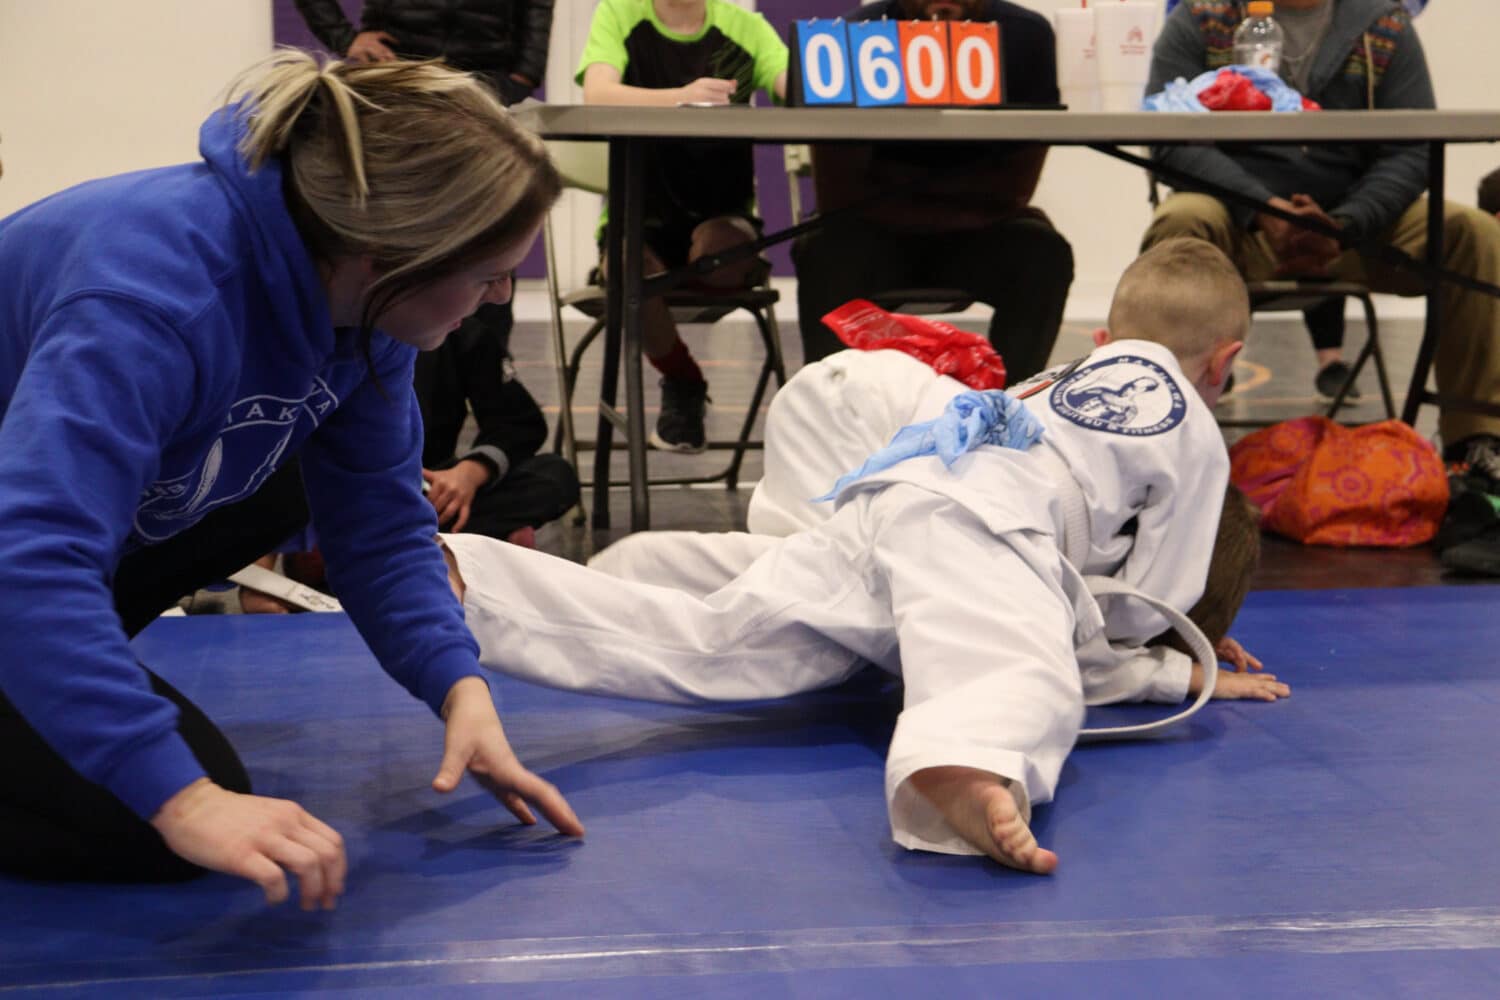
left=909, top=765, right=1058, bottom=874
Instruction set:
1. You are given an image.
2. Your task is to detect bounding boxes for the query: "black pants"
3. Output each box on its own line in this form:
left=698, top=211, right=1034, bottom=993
left=457, top=453, right=580, bottom=540
left=792, top=211, right=1075, bottom=383
left=0, top=460, right=308, bottom=882
left=1304, top=296, right=1347, bottom=352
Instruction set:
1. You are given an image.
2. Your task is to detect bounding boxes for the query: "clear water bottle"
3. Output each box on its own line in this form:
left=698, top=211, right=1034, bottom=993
left=1233, top=1, right=1284, bottom=73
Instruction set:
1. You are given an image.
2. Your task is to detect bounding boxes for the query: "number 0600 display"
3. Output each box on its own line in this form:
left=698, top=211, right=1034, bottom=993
left=790, top=19, right=1003, bottom=108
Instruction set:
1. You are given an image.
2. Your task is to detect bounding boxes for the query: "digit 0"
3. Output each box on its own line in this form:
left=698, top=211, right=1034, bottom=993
left=795, top=20, right=853, bottom=105
left=949, top=21, right=1002, bottom=106
left=898, top=21, right=951, bottom=105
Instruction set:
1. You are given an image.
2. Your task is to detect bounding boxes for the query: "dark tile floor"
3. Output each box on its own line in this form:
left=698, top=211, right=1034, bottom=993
left=511, top=292, right=1472, bottom=592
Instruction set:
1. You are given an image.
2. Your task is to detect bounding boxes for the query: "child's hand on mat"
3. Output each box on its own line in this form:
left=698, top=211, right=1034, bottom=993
left=1190, top=663, right=1291, bottom=701
left=150, top=777, right=346, bottom=910
left=1214, top=636, right=1263, bottom=673
left=434, top=676, right=585, bottom=837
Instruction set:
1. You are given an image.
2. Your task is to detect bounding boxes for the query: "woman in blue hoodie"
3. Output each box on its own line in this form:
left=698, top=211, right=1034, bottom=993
left=0, top=50, right=583, bottom=910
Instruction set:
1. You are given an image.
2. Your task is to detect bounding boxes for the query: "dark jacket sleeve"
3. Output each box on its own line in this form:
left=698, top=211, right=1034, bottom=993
left=1329, top=21, right=1434, bottom=243
left=1146, top=5, right=1278, bottom=228
left=291, top=0, right=360, bottom=55
left=512, top=0, right=555, bottom=87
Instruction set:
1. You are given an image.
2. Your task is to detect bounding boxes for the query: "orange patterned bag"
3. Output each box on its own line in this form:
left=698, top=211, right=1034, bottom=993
left=1228, top=417, right=1449, bottom=547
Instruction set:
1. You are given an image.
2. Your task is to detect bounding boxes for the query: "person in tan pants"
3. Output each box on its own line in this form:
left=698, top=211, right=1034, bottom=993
left=1144, top=0, right=1500, bottom=496
left=1142, top=190, right=1500, bottom=454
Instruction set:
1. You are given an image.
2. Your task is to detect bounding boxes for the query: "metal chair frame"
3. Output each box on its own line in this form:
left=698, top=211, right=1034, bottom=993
left=542, top=141, right=788, bottom=515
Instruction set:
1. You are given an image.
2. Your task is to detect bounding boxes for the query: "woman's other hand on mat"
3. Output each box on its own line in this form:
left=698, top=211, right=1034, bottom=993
left=1189, top=662, right=1291, bottom=702
left=1214, top=636, right=1263, bottom=673
left=433, top=676, right=585, bottom=837
left=150, top=777, right=346, bottom=910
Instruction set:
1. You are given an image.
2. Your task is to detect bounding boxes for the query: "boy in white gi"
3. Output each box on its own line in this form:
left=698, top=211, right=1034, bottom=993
left=443, top=238, right=1266, bottom=874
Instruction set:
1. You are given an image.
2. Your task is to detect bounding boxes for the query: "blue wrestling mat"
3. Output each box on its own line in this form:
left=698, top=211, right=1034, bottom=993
left=3, top=586, right=1499, bottom=997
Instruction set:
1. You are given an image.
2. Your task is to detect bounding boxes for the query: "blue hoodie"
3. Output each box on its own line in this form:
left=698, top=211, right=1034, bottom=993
left=0, top=107, right=485, bottom=820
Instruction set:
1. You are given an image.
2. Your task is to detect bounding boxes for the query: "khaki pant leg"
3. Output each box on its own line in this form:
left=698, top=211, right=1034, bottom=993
left=1140, top=192, right=1279, bottom=281
left=1358, top=199, right=1500, bottom=445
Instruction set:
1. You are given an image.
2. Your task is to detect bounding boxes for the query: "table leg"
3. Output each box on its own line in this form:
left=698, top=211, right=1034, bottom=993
left=593, top=139, right=626, bottom=530
left=620, top=137, right=650, bottom=533
left=1400, top=140, right=1446, bottom=426
left=591, top=137, right=652, bottom=533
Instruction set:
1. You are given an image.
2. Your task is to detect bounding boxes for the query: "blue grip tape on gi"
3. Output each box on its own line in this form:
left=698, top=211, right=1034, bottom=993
left=815, top=389, right=1045, bottom=502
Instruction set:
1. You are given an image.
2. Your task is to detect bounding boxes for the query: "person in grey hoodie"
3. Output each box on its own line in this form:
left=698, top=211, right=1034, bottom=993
left=1142, top=0, right=1500, bottom=485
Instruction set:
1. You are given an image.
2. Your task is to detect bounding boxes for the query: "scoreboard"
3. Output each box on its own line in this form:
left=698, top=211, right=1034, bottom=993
left=789, top=18, right=1003, bottom=108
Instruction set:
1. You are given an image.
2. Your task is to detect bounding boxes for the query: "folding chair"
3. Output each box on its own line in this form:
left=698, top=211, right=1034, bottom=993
left=542, top=141, right=787, bottom=514
left=1233, top=279, right=1397, bottom=426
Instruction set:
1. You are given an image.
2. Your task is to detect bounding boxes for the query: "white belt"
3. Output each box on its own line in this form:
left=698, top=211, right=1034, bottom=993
left=1076, top=575, right=1217, bottom=742
left=1028, top=447, right=1217, bottom=741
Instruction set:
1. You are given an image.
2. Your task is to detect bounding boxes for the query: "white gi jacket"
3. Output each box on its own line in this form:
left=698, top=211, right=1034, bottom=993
left=446, top=339, right=1228, bottom=856
left=830, top=341, right=1227, bottom=704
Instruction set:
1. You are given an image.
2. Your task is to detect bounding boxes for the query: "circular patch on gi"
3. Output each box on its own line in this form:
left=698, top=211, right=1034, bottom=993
left=1049, top=355, right=1186, bottom=436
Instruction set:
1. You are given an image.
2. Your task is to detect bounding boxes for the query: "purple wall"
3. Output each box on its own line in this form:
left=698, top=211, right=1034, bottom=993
left=271, top=0, right=849, bottom=277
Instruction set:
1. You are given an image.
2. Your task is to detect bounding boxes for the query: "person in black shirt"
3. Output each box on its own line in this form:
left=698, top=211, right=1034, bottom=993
left=792, top=0, right=1074, bottom=383
left=292, top=0, right=553, bottom=106
left=415, top=315, right=579, bottom=548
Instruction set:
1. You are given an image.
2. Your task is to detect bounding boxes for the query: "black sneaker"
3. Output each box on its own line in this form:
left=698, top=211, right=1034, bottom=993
left=1314, top=360, right=1363, bottom=404
left=1440, top=528, right=1500, bottom=576
left=1444, top=434, right=1500, bottom=494
left=650, top=378, right=709, bottom=453
left=1433, top=477, right=1500, bottom=553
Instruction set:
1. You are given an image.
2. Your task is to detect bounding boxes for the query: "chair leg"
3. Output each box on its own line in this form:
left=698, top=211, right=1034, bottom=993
left=1359, top=295, right=1397, bottom=420
left=552, top=319, right=605, bottom=451
left=1333, top=293, right=1396, bottom=420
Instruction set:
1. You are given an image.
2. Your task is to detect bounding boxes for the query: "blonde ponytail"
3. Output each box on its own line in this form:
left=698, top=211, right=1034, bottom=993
left=225, top=48, right=559, bottom=324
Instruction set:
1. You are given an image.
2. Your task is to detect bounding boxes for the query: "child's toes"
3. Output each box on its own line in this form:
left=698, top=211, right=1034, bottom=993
left=986, top=790, right=1057, bottom=875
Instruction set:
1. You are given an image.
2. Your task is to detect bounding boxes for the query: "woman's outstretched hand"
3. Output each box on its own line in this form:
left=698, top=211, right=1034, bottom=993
left=433, top=676, right=585, bottom=837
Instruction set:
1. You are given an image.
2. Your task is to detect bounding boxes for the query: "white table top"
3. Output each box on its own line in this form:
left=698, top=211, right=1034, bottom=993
left=512, top=104, right=1500, bottom=145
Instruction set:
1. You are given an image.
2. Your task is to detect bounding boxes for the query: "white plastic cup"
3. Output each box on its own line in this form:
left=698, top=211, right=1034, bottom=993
left=1054, top=7, right=1099, bottom=112
left=1095, top=0, right=1160, bottom=93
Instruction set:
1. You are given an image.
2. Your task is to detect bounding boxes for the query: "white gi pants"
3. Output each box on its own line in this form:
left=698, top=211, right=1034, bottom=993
left=445, top=481, right=1085, bottom=856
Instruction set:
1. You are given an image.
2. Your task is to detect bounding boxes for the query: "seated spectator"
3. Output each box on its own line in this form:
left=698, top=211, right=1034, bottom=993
left=238, top=309, right=577, bottom=614
left=791, top=0, right=1075, bottom=384
left=292, top=0, right=553, bottom=107
left=577, top=0, right=788, bottom=452
left=415, top=311, right=580, bottom=549
left=1142, top=0, right=1500, bottom=509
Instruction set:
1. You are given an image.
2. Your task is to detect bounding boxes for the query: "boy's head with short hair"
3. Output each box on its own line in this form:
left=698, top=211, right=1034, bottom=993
left=1100, top=237, right=1250, bottom=405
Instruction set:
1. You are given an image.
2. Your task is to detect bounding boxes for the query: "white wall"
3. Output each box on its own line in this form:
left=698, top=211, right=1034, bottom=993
left=2, top=0, right=1497, bottom=310
left=0, top=0, right=274, bottom=217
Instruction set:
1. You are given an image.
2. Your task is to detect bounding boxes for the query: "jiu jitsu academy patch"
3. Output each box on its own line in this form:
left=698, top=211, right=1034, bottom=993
left=1049, top=355, right=1186, bottom=436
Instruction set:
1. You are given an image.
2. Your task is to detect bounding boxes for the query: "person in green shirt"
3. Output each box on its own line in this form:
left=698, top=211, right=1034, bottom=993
left=578, top=0, right=788, bottom=452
